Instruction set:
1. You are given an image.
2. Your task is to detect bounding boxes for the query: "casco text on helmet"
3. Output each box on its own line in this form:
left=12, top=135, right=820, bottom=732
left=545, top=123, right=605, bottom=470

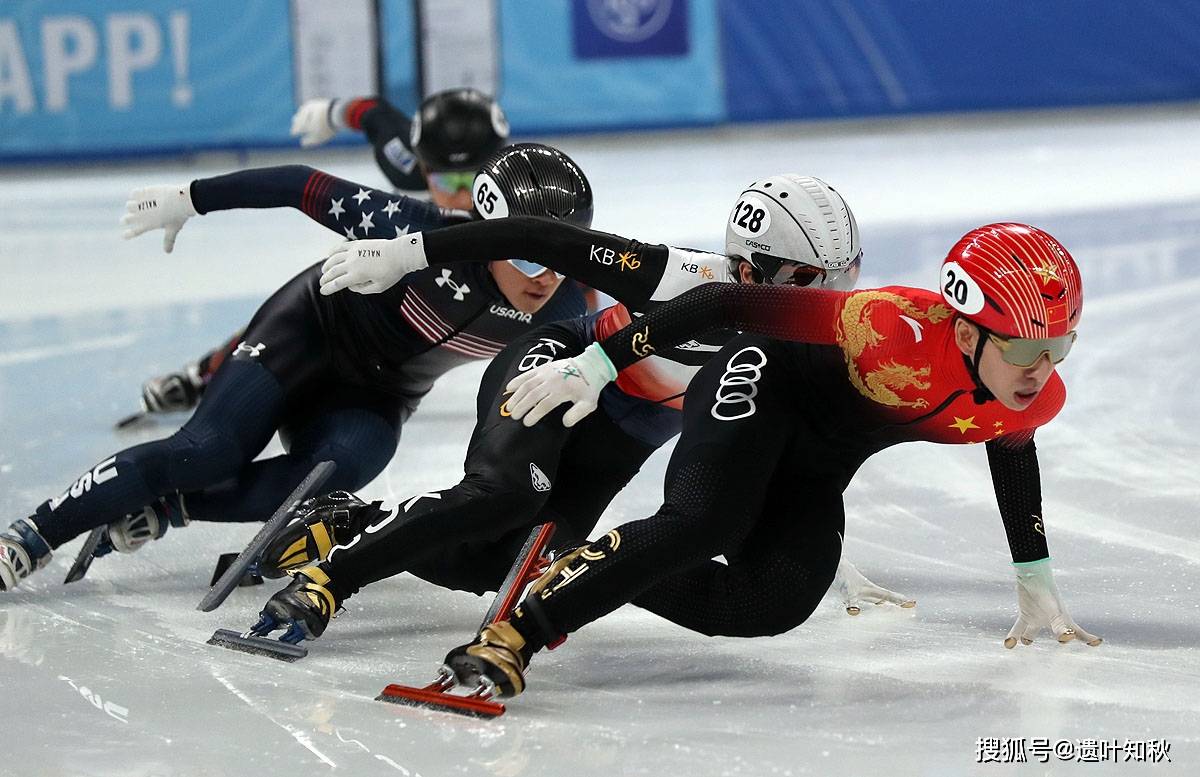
left=940, top=223, right=1082, bottom=340
left=471, top=143, right=594, bottom=228
left=410, top=88, right=510, bottom=172
left=725, top=174, right=861, bottom=288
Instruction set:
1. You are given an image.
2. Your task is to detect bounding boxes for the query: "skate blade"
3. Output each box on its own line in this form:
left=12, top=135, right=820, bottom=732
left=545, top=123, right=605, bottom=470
left=376, top=683, right=505, bottom=718
left=115, top=411, right=151, bottom=430
left=206, top=628, right=308, bottom=662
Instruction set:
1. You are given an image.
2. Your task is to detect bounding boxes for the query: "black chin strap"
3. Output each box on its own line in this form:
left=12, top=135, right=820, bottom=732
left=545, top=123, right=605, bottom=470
left=967, top=327, right=995, bottom=405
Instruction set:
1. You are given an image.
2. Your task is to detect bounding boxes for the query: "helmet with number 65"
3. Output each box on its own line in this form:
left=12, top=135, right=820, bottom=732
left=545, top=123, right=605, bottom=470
left=471, top=143, right=593, bottom=228
left=725, top=175, right=861, bottom=290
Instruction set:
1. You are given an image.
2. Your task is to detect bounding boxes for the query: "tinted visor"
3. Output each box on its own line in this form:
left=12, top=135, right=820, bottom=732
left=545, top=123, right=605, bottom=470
left=987, top=331, right=1077, bottom=367
left=751, top=252, right=825, bottom=288
left=752, top=250, right=862, bottom=289
left=428, top=170, right=476, bottom=193
left=508, top=259, right=562, bottom=279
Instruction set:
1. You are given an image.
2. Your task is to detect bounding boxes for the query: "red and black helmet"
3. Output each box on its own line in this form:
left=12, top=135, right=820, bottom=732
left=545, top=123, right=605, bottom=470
left=940, top=223, right=1082, bottom=339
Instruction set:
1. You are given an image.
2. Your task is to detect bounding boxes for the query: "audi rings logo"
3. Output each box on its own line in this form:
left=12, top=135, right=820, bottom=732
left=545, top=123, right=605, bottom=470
left=710, top=346, right=767, bottom=421
left=587, top=0, right=673, bottom=43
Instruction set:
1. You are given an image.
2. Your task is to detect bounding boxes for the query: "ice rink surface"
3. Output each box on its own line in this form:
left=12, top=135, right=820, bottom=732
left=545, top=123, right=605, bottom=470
left=2, top=104, right=1199, bottom=776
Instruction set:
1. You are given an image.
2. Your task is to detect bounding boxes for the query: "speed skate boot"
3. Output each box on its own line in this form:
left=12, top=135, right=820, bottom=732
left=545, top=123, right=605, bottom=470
left=258, top=491, right=388, bottom=578
left=93, top=494, right=189, bottom=559
left=441, top=543, right=593, bottom=694
left=0, top=519, right=52, bottom=592
left=249, top=566, right=341, bottom=644
left=140, top=361, right=204, bottom=415
left=443, top=621, right=531, bottom=698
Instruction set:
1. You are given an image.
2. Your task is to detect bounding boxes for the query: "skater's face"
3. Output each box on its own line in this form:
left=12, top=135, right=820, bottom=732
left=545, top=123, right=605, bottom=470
left=954, top=319, right=1057, bottom=411
left=424, top=166, right=475, bottom=211
left=488, top=260, right=563, bottom=313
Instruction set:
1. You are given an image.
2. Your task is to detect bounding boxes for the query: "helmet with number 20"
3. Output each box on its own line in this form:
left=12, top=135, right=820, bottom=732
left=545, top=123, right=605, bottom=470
left=940, top=223, right=1082, bottom=340
left=725, top=175, right=861, bottom=290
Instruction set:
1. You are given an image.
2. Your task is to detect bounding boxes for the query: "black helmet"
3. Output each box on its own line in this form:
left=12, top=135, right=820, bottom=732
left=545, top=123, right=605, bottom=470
left=472, top=143, right=593, bottom=228
left=409, top=88, right=509, bottom=172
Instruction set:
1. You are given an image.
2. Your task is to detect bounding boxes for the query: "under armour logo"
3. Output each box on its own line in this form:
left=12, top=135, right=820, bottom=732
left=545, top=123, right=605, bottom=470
left=434, top=268, right=470, bottom=301
left=233, top=341, right=267, bottom=359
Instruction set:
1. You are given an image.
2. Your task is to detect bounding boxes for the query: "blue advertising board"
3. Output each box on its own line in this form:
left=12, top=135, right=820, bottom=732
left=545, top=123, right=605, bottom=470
left=718, top=0, right=1200, bottom=121
left=572, top=0, right=690, bottom=59
left=0, top=0, right=295, bottom=161
left=500, top=0, right=722, bottom=132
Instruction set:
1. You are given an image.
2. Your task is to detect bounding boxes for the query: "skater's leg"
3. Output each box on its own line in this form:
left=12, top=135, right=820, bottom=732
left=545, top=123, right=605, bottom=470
left=30, top=358, right=285, bottom=549
left=631, top=484, right=845, bottom=637
left=405, top=409, right=655, bottom=596
left=184, top=388, right=404, bottom=523
left=7, top=267, right=329, bottom=560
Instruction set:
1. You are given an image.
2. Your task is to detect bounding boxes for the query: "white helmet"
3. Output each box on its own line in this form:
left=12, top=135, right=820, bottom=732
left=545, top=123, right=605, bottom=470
left=725, top=174, right=861, bottom=290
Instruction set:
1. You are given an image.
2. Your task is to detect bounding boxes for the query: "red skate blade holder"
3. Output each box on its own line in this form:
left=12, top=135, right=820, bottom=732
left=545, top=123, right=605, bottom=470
left=377, top=672, right=505, bottom=718
left=376, top=523, right=559, bottom=718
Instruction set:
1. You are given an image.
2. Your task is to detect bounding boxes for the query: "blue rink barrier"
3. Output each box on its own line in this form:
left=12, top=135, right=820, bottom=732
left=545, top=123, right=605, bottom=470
left=3, top=0, right=1200, bottom=162
left=497, top=0, right=723, bottom=133
left=718, top=0, right=1200, bottom=121
left=0, top=0, right=295, bottom=161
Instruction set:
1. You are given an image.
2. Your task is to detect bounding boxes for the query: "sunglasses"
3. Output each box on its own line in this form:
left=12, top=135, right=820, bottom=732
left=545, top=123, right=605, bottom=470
left=428, top=170, right=476, bottom=193
left=752, top=251, right=862, bottom=291
left=508, top=259, right=562, bottom=279
left=987, top=330, right=1078, bottom=367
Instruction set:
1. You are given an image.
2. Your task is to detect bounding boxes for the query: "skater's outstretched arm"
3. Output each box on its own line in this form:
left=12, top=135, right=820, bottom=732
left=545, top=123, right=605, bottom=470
left=289, top=96, right=444, bottom=193
left=500, top=281, right=849, bottom=426
left=121, top=166, right=455, bottom=253
left=986, top=432, right=1102, bottom=649
left=320, top=217, right=678, bottom=307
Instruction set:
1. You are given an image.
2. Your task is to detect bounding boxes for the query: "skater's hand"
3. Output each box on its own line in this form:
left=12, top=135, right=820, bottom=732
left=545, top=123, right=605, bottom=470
left=320, top=234, right=430, bottom=295
left=290, top=98, right=342, bottom=148
left=121, top=184, right=198, bottom=253
left=504, top=343, right=617, bottom=427
left=833, top=558, right=915, bottom=615
left=1004, top=559, right=1102, bottom=649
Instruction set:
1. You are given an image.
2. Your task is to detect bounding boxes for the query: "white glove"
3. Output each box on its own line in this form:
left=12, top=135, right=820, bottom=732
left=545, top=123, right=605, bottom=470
left=1005, top=559, right=1101, bottom=648
left=503, top=343, right=618, bottom=427
left=289, top=98, right=344, bottom=147
left=319, top=234, right=430, bottom=295
left=833, top=558, right=916, bottom=615
left=120, top=184, right=198, bottom=253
